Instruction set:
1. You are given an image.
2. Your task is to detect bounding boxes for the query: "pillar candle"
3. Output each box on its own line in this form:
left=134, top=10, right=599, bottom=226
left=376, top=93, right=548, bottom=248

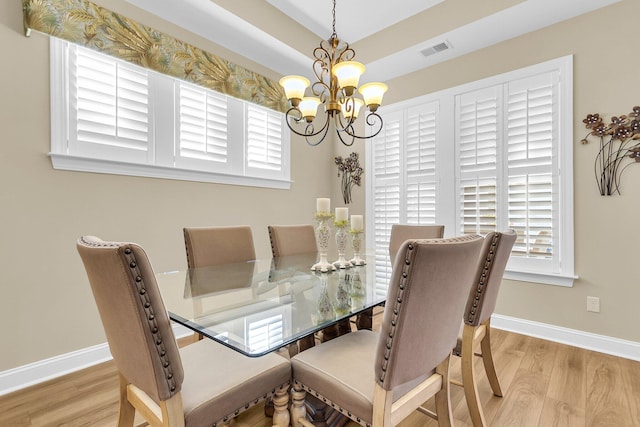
left=351, top=215, right=363, bottom=231
left=316, top=198, right=330, bottom=213
left=335, top=207, right=349, bottom=222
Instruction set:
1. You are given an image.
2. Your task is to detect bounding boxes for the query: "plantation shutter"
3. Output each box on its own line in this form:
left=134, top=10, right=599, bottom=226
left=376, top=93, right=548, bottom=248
left=371, top=110, right=402, bottom=297
left=247, top=313, right=283, bottom=353
left=69, top=44, right=151, bottom=163
left=177, top=81, right=228, bottom=166
left=456, top=86, right=500, bottom=235
left=246, top=104, right=284, bottom=173
left=406, top=102, right=438, bottom=224
left=506, top=72, right=557, bottom=259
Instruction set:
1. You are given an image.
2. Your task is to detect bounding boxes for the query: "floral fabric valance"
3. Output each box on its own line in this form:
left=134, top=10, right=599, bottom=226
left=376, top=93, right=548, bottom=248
left=22, top=0, right=287, bottom=113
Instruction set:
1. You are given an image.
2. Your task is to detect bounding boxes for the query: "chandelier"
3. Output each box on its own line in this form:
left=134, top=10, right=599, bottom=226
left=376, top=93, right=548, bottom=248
left=279, top=0, right=387, bottom=146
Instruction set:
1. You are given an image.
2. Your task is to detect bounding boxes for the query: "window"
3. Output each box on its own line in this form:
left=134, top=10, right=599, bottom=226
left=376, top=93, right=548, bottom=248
left=50, top=39, right=290, bottom=189
left=367, top=56, right=575, bottom=287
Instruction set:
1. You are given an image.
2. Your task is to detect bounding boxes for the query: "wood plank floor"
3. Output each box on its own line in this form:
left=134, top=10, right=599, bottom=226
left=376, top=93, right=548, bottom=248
left=1, top=329, right=639, bottom=427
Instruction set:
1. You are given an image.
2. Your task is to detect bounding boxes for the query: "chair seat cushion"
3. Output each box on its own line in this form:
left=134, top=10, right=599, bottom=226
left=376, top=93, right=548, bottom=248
left=179, top=339, right=290, bottom=426
left=292, top=330, right=379, bottom=424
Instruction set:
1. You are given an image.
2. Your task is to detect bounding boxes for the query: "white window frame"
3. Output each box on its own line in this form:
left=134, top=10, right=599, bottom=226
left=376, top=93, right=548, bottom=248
left=366, top=56, right=575, bottom=287
left=49, top=39, right=291, bottom=189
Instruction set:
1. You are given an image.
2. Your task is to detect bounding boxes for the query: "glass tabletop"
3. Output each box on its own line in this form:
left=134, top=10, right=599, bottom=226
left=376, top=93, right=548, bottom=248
left=155, top=253, right=385, bottom=357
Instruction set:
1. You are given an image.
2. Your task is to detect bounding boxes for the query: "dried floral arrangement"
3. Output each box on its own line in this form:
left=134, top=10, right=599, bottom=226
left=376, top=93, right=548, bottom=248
left=581, top=106, right=640, bottom=195
left=334, top=152, right=363, bottom=204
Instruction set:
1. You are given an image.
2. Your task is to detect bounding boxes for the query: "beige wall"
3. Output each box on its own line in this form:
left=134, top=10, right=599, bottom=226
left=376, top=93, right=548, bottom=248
left=2, top=0, right=638, bottom=373
left=383, top=0, right=640, bottom=342
left=0, top=0, right=335, bottom=371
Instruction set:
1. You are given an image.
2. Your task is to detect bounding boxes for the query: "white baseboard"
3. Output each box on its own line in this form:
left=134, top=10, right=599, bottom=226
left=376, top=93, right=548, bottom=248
left=0, top=324, right=192, bottom=396
left=491, top=314, right=640, bottom=362
left=2, top=319, right=638, bottom=396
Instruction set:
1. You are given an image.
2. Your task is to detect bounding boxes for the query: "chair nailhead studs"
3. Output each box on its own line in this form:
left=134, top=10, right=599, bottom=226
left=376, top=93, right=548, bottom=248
left=124, top=248, right=132, bottom=254
left=129, top=261, right=136, bottom=268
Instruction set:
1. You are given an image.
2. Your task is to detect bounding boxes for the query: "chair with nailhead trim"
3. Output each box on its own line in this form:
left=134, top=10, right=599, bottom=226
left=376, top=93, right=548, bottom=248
left=183, top=225, right=256, bottom=341
left=448, top=230, right=516, bottom=427
left=77, top=236, right=291, bottom=427
left=388, top=224, right=445, bottom=265
left=183, top=225, right=256, bottom=268
left=288, top=235, right=484, bottom=427
left=355, top=224, right=446, bottom=332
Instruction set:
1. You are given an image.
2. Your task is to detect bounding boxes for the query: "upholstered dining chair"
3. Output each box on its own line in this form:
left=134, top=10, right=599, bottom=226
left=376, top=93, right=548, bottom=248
left=451, top=230, right=517, bottom=427
left=183, top=226, right=256, bottom=341
left=289, top=235, right=484, bottom=427
left=354, top=224, right=446, bottom=331
left=388, top=224, right=445, bottom=264
left=77, top=236, right=291, bottom=427
left=183, top=225, right=256, bottom=268
left=268, top=224, right=317, bottom=258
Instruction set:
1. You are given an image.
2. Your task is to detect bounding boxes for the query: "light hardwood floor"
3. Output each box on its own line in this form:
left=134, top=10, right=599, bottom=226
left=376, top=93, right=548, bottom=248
left=1, top=329, right=639, bottom=427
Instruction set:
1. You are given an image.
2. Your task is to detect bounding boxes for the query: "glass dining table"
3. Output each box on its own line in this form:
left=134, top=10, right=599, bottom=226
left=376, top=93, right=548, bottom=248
left=155, top=253, right=386, bottom=357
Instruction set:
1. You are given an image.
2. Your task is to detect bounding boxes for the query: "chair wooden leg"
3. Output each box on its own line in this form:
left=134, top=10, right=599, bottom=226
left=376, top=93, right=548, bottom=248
left=372, top=384, right=393, bottom=427
left=160, top=395, right=185, bottom=427
left=290, top=384, right=308, bottom=427
left=461, top=324, right=487, bottom=427
left=434, top=357, right=453, bottom=427
left=480, top=319, right=502, bottom=397
left=298, top=334, right=316, bottom=352
left=117, top=374, right=135, bottom=427
left=355, top=308, right=373, bottom=330
left=272, top=387, right=291, bottom=427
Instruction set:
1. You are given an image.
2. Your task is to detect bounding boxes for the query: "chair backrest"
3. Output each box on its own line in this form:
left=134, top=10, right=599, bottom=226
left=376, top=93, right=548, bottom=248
left=375, top=235, right=483, bottom=390
left=183, top=226, right=256, bottom=268
left=388, top=224, right=445, bottom=264
left=464, top=230, right=517, bottom=327
left=76, top=236, right=184, bottom=403
left=268, top=224, right=317, bottom=257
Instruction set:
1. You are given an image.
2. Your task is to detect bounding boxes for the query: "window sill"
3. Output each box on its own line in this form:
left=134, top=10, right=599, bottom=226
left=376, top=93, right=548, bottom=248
left=504, top=270, right=578, bottom=287
left=49, top=153, right=292, bottom=190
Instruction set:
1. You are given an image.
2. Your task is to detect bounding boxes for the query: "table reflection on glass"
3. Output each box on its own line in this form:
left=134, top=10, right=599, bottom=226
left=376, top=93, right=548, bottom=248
left=156, top=253, right=385, bottom=357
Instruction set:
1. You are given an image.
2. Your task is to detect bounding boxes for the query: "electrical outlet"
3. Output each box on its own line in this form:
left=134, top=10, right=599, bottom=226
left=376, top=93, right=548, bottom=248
left=587, top=296, right=600, bottom=313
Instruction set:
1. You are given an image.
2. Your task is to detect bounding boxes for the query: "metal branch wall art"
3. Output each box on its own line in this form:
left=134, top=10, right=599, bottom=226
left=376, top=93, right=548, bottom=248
left=334, top=152, right=363, bottom=204
left=580, top=106, right=640, bottom=195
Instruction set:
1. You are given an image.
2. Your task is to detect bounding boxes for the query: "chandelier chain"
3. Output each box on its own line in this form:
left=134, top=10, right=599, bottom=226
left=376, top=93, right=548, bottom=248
left=332, top=0, right=337, bottom=37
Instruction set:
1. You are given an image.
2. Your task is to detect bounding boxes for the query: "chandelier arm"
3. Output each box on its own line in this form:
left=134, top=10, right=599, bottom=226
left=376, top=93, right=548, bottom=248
left=305, top=117, right=333, bottom=146
left=333, top=114, right=355, bottom=146
left=341, top=113, right=384, bottom=140
left=333, top=107, right=356, bottom=132
left=284, top=107, right=332, bottom=140
left=335, top=129, right=356, bottom=146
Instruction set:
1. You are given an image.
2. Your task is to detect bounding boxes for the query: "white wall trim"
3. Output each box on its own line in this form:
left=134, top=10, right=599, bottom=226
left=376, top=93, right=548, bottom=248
left=491, top=314, right=640, bottom=362
left=0, top=343, right=112, bottom=397
left=2, top=318, right=638, bottom=396
left=0, top=324, right=192, bottom=397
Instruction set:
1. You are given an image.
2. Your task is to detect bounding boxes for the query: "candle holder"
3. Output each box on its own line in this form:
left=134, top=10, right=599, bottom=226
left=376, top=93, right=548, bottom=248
left=311, top=212, right=336, bottom=273
left=332, top=220, right=353, bottom=269
left=316, top=275, right=334, bottom=323
left=334, top=270, right=351, bottom=317
left=348, top=230, right=366, bottom=266
left=349, top=266, right=365, bottom=298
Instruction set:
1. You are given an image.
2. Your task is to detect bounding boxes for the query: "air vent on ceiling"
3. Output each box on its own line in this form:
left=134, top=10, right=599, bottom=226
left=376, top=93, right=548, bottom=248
left=420, top=40, right=452, bottom=58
